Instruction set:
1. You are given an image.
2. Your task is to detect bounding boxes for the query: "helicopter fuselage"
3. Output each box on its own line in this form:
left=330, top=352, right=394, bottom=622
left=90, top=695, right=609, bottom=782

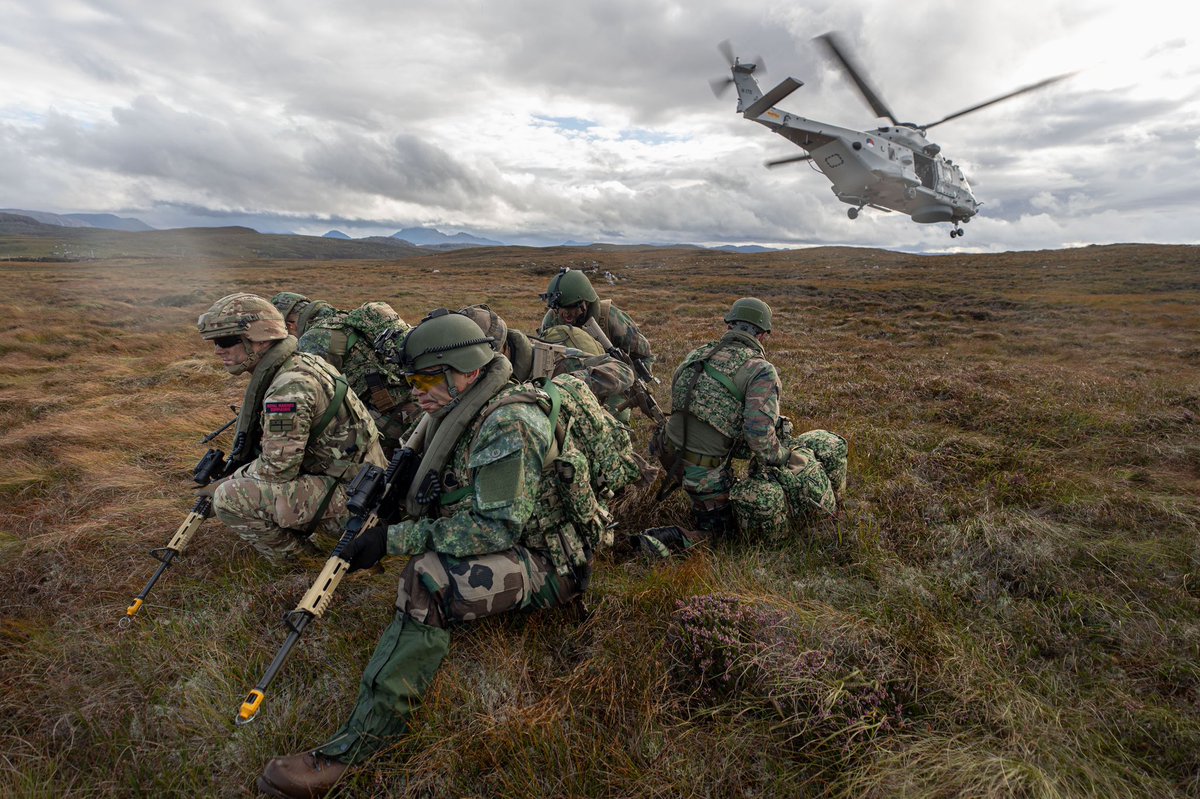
left=733, top=65, right=979, bottom=227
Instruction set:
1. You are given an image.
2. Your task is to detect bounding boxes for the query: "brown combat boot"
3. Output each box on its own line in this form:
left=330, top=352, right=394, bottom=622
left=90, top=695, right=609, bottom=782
left=257, top=751, right=348, bottom=798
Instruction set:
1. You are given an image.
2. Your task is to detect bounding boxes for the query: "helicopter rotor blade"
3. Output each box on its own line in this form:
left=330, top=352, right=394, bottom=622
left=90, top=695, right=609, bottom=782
left=920, top=71, right=1077, bottom=130
left=710, top=76, right=735, bottom=97
left=765, top=153, right=813, bottom=168
left=717, top=39, right=736, bottom=67
left=815, top=31, right=898, bottom=125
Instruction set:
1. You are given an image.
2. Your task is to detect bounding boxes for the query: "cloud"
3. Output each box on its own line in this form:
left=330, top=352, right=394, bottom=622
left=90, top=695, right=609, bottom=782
left=0, top=0, right=1195, bottom=249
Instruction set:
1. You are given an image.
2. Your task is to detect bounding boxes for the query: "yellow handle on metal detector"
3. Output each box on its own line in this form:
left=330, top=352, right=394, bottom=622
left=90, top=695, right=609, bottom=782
left=238, top=689, right=265, bottom=723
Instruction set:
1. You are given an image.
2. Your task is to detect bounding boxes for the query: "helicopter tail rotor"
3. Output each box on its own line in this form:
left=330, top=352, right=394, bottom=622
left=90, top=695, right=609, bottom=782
left=710, top=40, right=766, bottom=97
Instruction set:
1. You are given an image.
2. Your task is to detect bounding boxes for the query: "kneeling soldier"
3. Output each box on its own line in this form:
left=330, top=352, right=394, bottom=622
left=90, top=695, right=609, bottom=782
left=640, top=297, right=847, bottom=555
left=257, top=309, right=599, bottom=798
left=196, top=293, right=386, bottom=561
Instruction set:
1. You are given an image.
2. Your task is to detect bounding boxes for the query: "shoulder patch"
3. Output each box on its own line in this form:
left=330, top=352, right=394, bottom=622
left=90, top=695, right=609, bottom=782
left=265, top=402, right=297, bottom=413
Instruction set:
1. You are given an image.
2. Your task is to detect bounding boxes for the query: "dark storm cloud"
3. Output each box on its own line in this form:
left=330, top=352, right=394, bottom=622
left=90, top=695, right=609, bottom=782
left=304, top=132, right=497, bottom=210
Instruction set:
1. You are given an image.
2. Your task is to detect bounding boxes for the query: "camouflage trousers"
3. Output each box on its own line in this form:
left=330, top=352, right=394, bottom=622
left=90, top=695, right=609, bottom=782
left=726, top=429, right=848, bottom=538
left=212, top=474, right=348, bottom=561
left=316, top=545, right=581, bottom=764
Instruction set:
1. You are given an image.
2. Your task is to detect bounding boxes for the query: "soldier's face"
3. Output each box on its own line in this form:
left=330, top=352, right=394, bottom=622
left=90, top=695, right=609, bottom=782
left=409, top=368, right=480, bottom=413
left=212, top=335, right=249, bottom=372
left=559, top=301, right=587, bottom=325
left=284, top=314, right=299, bottom=336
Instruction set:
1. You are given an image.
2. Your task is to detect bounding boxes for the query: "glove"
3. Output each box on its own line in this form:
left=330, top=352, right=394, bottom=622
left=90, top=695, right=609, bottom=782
left=775, top=415, right=794, bottom=439
left=341, top=524, right=388, bottom=572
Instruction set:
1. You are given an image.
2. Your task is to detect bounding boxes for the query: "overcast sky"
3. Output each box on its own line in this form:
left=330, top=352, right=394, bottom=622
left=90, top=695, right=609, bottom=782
left=2, top=1, right=1197, bottom=252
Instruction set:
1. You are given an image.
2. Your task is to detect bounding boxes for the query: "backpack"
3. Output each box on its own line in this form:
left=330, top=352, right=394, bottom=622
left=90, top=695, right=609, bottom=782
left=484, top=372, right=642, bottom=555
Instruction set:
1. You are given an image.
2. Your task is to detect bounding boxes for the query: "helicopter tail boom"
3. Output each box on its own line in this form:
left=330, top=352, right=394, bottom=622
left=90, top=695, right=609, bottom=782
left=742, top=77, right=803, bottom=119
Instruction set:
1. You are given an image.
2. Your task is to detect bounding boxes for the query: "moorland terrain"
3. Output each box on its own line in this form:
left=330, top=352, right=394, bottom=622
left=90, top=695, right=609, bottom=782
left=1, top=230, right=1198, bottom=797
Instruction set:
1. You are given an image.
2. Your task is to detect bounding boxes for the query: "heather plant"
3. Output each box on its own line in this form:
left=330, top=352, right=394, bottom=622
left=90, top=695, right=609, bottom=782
left=668, top=594, right=905, bottom=766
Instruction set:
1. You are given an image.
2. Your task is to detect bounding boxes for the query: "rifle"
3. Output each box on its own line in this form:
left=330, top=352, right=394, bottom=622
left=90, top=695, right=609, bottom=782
left=582, top=317, right=666, bottom=427
left=123, top=411, right=245, bottom=624
left=235, top=416, right=429, bottom=725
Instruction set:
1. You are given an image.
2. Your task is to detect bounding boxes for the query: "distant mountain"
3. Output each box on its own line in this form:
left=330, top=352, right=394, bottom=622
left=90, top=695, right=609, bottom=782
left=64, top=213, right=155, bottom=232
left=391, top=227, right=504, bottom=248
left=323, top=230, right=351, bottom=239
left=2, top=209, right=91, bottom=228
left=0, top=215, right=426, bottom=261
left=712, top=244, right=786, bottom=254
left=1, top=208, right=154, bottom=232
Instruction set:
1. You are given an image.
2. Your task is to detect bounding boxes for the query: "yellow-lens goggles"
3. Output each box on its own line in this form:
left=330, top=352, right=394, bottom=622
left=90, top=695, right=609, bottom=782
left=404, top=368, right=448, bottom=392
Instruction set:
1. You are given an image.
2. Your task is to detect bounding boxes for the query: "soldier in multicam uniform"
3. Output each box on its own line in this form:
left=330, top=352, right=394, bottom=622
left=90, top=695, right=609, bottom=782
left=638, top=297, right=847, bottom=556
left=458, top=303, right=635, bottom=409
left=196, top=293, right=387, bottom=561
left=257, top=310, right=598, bottom=799
left=297, top=301, right=416, bottom=455
left=269, top=291, right=338, bottom=337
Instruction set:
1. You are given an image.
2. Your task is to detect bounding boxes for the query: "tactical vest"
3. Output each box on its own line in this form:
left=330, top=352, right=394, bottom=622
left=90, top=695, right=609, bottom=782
left=671, top=335, right=762, bottom=442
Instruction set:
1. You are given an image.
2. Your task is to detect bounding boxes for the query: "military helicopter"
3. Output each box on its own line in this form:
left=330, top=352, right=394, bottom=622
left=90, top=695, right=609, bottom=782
left=712, top=35, right=1073, bottom=237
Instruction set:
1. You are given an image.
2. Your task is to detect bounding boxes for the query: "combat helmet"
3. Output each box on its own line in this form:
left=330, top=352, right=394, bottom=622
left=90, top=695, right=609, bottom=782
left=198, top=292, right=288, bottom=375
left=198, top=292, right=289, bottom=342
left=542, top=268, right=598, bottom=309
left=723, top=297, right=772, bottom=333
left=401, top=309, right=496, bottom=373
left=270, top=292, right=310, bottom=319
left=458, top=304, right=508, bottom=349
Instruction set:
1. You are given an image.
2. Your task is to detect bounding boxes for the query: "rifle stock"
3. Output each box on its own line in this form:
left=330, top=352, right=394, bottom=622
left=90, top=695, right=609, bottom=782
left=235, top=416, right=429, bottom=724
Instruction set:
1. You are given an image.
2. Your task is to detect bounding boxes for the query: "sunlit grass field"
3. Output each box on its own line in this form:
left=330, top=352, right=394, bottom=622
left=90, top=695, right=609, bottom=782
left=2, top=243, right=1198, bottom=797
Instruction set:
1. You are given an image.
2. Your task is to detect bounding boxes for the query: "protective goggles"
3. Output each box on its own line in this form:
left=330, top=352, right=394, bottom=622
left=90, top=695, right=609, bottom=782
left=211, top=335, right=243, bottom=349
left=404, top=366, right=450, bottom=392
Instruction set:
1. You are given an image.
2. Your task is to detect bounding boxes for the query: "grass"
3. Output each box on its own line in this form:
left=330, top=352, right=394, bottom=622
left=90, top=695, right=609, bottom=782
left=1, top=242, right=1198, bottom=797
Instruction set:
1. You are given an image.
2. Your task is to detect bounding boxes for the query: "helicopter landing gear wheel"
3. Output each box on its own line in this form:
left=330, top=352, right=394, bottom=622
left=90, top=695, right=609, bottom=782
left=950, top=227, right=964, bottom=238
left=848, top=207, right=860, bottom=220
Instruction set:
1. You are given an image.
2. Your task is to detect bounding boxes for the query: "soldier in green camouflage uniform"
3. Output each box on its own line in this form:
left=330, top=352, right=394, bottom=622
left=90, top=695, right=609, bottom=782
left=297, top=301, right=416, bottom=454
left=196, top=293, right=387, bottom=561
left=458, top=303, right=634, bottom=408
left=538, top=268, right=654, bottom=378
left=638, top=298, right=847, bottom=556
left=270, top=291, right=338, bottom=337
left=258, top=310, right=595, bottom=799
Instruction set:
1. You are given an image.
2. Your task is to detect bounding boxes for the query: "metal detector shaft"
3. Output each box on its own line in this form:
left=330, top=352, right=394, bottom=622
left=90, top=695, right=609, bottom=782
left=233, top=419, right=430, bottom=724
left=235, top=611, right=314, bottom=725
left=124, top=496, right=212, bottom=620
